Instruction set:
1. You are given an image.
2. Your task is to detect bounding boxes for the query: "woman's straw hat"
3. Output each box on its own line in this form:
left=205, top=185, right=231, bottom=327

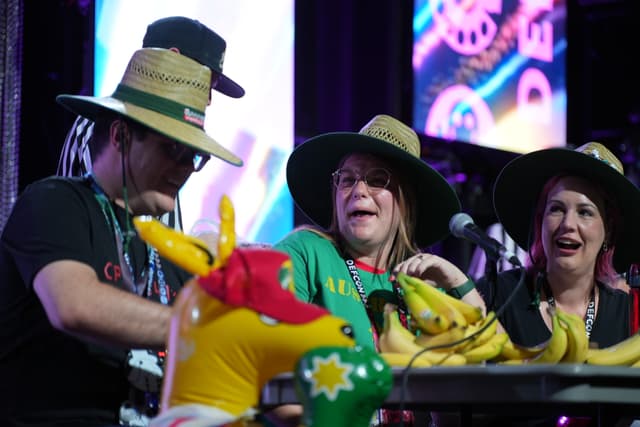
left=286, top=114, right=461, bottom=248
left=494, top=142, right=640, bottom=271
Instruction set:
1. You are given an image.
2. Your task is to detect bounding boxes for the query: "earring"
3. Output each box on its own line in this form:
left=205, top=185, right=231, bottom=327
left=602, top=242, right=609, bottom=252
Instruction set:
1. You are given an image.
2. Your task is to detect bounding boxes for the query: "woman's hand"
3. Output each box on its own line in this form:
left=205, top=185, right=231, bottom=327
left=393, top=253, right=489, bottom=318
left=392, top=253, right=468, bottom=291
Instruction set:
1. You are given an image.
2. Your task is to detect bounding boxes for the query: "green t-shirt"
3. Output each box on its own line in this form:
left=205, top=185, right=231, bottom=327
left=274, top=229, right=401, bottom=349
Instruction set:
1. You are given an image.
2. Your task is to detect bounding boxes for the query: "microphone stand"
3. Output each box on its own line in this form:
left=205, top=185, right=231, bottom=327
left=484, top=251, right=499, bottom=312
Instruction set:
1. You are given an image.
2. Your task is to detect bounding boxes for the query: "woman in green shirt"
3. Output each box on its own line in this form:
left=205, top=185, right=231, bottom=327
left=275, top=114, right=464, bottom=350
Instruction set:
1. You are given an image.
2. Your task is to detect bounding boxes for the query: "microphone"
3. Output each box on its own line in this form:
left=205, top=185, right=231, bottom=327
left=449, top=213, right=522, bottom=266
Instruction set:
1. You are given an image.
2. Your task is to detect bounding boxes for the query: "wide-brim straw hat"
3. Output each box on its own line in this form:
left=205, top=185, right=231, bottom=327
left=494, top=142, right=640, bottom=271
left=286, top=114, right=461, bottom=248
left=56, top=48, right=242, bottom=166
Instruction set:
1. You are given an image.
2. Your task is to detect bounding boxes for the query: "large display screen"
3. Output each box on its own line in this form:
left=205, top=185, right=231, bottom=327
left=413, top=0, right=566, bottom=153
left=95, top=0, right=294, bottom=244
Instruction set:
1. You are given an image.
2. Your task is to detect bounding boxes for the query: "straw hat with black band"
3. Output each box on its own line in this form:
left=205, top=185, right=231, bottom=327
left=493, top=141, right=640, bottom=272
left=286, top=114, right=461, bottom=248
left=56, top=47, right=242, bottom=167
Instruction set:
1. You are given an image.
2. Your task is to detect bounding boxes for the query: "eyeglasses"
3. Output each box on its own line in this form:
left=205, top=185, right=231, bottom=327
left=160, top=141, right=211, bottom=172
left=332, top=168, right=391, bottom=191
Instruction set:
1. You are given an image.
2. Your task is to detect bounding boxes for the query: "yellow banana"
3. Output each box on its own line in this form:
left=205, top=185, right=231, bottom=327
left=462, top=332, right=509, bottom=364
left=386, top=306, right=419, bottom=342
left=402, top=288, right=450, bottom=334
left=445, top=294, right=484, bottom=325
left=499, top=338, right=545, bottom=361
left=406, top=276, right=483, bottom=323
left=414, top=324, right=468, bottom=352
left=632, top=358, right=640, bottom=368
left=420, top=351, right=467, bottom=366
left=398, top=273, right=467, bottom=328
left=379, top=307, right=423, bottom=355
left=133, top=216, right=214, bottom=277
left=379, top=308, right=466, bottom=366
left=405, top=275, right=483, bottom=324
left=557, top=309, right=589, bottom=363
left=585, top=333, right=640, bottom=366
left=459, top=311, right=498, bottom=352
left=379, top=352, right=432, bottom=368
left=530, top=310, right=568, bottom=364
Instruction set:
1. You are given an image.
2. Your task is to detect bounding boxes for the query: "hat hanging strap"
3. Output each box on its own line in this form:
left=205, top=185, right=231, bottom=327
left=118, top=120, right=135, bottom=252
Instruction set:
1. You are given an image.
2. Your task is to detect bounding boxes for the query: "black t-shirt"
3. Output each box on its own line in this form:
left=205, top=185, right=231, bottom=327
left=0, top=176, right=192, bottom=426
left=476, top=268, right=630, bottom=348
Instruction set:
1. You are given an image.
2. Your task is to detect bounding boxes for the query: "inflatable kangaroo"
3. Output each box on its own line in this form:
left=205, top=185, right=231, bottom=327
left=134, top=196, right=396, bottom=426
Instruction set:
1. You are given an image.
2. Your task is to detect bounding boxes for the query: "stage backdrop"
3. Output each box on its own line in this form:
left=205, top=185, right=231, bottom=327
left=95, top=0, right=294, bottom=244
left=413, top=0, right=566, bottom=153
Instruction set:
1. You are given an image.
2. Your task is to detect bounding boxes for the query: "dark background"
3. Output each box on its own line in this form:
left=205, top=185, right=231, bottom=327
left=19, top=0, right=639, bottom=268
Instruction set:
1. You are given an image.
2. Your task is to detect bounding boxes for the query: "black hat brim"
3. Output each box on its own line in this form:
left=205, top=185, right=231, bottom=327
left=287, top=132, right=461, bottom=248
left=494, top=147, right=640, bottom=271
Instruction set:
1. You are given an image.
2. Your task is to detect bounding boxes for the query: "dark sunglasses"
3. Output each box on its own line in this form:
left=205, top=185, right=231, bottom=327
left=159, top=140, right=211, bottom=171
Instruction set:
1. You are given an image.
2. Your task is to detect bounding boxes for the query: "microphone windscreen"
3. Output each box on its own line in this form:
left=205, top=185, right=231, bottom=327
left=449, top=212, right=474, bottom=238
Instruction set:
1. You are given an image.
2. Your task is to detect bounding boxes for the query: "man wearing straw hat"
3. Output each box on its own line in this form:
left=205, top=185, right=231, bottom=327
left=55, top=17, right=245, bottom=425
left=0, top=47, right=242, bottom=426
left=57, top=16, right=245, bottom=232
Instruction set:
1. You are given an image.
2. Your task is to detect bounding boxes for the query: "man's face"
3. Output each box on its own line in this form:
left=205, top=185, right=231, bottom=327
left=125, top=129, right=204, bottom=216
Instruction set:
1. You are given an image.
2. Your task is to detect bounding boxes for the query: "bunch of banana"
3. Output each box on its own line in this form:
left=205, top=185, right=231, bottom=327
left=397, top=273, right=480, bottom=328
left=585, top=332, right=640, bottom=366
left=450, top=313, right=513, bottom=363
left=378, top=305, right=466, bottom=367
left=402, top=286, right=450, bottom=334
left=414, top=322, right=467, bottom=352
left=527, top=307, right=569, bottom=364
left=458, top=311, right=498, bottom=351
left=497, top=306, right=589, bottom=365
left=395, top=273, right=510, bottom=364
left=497, top=338, right=545, bottom=362
left=557, top=310, right=589, bottom=363
left=462, top=332, right=509, bottom=363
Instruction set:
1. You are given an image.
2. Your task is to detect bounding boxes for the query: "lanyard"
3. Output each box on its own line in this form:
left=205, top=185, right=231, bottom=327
left=545, top=281, right=595, bottom=339
left=344, top=259, right=414, bottom=427
left=343, top=258, right=408, bottom=348
left=87, top=174, right=168, bottom=304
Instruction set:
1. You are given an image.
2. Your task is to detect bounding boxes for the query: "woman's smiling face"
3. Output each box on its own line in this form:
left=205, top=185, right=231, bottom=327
left=541, top=175, right=607, bottom=276
left=335, top=153, right=400, bottom=256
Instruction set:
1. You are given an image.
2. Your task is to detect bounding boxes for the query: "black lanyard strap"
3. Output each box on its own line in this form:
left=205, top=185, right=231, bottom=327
left=343, top=258, right=408, bottom=328
left=545, top=281, right=595, bottom=339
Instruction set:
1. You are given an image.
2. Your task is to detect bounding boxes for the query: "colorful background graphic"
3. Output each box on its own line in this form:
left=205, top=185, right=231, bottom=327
left=413, top=0, right=567, bottom=153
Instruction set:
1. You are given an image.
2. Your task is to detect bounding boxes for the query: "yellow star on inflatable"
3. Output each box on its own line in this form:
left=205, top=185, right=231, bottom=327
left=308, top=353, right=354, bottom=401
